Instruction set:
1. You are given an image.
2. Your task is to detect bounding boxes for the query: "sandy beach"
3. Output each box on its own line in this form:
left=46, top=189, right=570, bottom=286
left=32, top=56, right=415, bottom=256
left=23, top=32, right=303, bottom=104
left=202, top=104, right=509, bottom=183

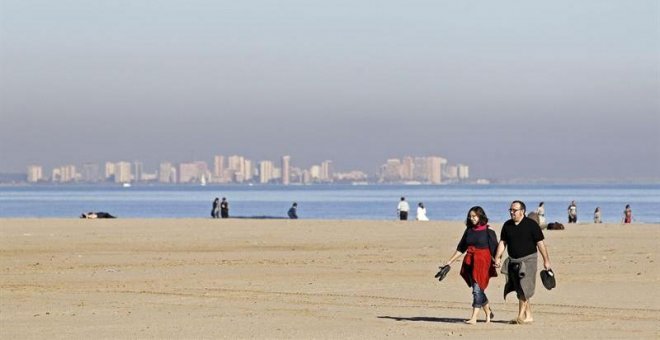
left=1, top=219, right=658, bottom=339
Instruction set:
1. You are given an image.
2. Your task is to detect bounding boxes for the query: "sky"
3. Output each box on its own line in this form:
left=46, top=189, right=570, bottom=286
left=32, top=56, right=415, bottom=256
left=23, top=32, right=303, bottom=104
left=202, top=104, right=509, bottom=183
left=1, top=0, right=659, bottom=180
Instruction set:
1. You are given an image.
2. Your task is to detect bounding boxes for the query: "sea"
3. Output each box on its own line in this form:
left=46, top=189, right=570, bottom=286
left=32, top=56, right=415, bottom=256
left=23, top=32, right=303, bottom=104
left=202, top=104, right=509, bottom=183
left=0, top=184, right=658, bottom=223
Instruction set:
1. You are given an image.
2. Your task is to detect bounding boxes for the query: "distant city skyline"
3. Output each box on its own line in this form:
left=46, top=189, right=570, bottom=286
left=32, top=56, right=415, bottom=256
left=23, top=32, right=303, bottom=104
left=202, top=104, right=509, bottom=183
left=22, top=154, right=469, bottom=185
left=1, top=1, right=658, bottom=181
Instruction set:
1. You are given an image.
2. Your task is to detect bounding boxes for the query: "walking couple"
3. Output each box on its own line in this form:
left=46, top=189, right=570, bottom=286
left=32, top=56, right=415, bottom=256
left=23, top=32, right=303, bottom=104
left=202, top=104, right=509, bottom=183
left=438, top=200, right=552, bottom=324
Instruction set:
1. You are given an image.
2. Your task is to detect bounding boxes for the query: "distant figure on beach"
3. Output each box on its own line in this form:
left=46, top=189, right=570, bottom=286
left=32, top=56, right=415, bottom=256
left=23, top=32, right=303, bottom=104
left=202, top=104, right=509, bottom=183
left=442, top=206, right=497, bottom=324
left=80, top=212, right=115, bottom=219
left=416, top=202, right=429, bottom=221
left=567, top=201, right=578, bottom=223
left=211, top=197, right=220, bottom=219
left=535, top=202, right=546, bottom=227
left=397, top=197, right=409, bottom=220
left=220, top=197, right=229, bottom=218
left=494, top=200, right=552, bottom=324
left=623, top=204, right=633, bottom=224
left=288, top=202, right=298, bottom=219
left=594, top=207, right=602, bottom=223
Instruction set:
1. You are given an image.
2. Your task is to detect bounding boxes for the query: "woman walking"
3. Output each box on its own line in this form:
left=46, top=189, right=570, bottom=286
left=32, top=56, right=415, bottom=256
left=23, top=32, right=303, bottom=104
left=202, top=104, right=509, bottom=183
left=442, top=206, right=498, bottom=324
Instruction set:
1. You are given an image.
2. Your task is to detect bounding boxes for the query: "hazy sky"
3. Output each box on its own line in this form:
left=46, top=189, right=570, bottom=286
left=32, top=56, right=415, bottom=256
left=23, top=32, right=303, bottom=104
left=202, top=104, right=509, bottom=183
left=1, top=0, right=659, bottom=180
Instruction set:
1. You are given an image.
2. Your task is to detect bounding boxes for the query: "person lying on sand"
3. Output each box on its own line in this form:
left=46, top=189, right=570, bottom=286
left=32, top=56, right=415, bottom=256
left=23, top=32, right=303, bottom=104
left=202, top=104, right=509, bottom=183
left=80, top=212, right=116, bottom=219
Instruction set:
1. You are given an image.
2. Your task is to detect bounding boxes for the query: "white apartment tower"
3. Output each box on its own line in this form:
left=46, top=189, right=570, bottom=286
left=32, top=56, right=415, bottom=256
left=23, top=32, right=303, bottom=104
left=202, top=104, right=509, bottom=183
left=457, top=164, right=470, bottom=180
left=281, top=155, right=290, bottom=185
left=114, top=162, right=132, bottom=183
left=401, top=157, right=414, bottom=180
left=428, top=156, right=447, bottom=184
left=228, top=155, right=245, bottom=183
left=213, top=155, right=225, bottom=182
left=244, top=159, right=253, bottom=182
left=259, top=160, right=273, bottom=184
left=159, top=162, right=175, bottom=183
left=26, top=165, right=43, bottom=183
left=321, top=160, right=333, bottom=182
left=133, top=161, right=143, bottom=182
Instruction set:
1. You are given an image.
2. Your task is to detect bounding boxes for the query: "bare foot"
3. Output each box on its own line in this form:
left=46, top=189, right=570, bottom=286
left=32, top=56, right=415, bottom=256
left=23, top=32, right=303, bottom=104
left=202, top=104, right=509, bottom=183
left=464, top=319, right=477, bottom=325
left=510, top=317, right=533, bottom=325
left=484, top=308, right=493, bottom=323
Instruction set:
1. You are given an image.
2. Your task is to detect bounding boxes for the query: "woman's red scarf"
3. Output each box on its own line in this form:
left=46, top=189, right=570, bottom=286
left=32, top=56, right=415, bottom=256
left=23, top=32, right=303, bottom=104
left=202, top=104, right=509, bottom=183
left=460, top=225, right=497, bottom=289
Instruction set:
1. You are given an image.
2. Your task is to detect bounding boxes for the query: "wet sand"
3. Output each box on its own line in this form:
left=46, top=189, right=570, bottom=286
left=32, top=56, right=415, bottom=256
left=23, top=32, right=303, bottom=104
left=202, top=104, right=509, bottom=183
left=1, top=219, right=658, bottom=339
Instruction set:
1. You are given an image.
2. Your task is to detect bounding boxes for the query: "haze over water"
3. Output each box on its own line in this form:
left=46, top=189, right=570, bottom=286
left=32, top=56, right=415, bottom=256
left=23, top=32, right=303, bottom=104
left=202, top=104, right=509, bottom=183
left=1, top=1, right=658, bottom=181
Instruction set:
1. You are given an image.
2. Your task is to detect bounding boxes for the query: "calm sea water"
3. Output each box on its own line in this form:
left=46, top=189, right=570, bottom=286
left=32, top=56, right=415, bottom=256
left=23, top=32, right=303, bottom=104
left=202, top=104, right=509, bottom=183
left=0, top=184, right=658, bottom=223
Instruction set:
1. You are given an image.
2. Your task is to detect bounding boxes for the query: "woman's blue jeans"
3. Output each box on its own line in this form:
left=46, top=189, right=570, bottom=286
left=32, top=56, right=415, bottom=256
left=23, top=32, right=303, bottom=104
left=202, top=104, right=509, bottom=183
left=472, top=282, right=488, bottom=308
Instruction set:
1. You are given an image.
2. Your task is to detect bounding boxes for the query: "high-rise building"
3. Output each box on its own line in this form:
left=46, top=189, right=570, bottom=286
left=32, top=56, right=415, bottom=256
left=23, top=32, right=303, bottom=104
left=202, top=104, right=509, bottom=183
left=51, top=168, right=61, bottom=182
left=281, top=155, right=290, bottom=185
left=302, top=169, right=312, bottom=184
left=53, top=165, right=76, bottom=183
left=104, top=162, right=115, bottom=181
left=427, top=156, right=447, bottom=184
left=133, top=161, right=143, bottom=182
left=310, top=165, right=321, bottom=181
left=380, top=159, right=402, bottom=182
left=159, top=162, right=175, bottom=183
left=81, top=163, right=100, bottom=182
left=259, top=160, right=273, bottom=184
left=401, top=157, right=414, bottom=180
left=413, top=157, right=428, bottom=181
left=178, top=161, right=208, bottom=183
left=228, top=155, right=245, bottom=183
left=321, top=160, right=333, bottom=182
left=244, top=159, right=253, bottom=182
left=458, top=164, right=469, bottom=180
left=26, top=165, right=43, bottom=183
left=213, top=155, right=225, bottom=182
left=114, top=162, right=132, bottom=183
left=445, top=165, right=458, bottom=180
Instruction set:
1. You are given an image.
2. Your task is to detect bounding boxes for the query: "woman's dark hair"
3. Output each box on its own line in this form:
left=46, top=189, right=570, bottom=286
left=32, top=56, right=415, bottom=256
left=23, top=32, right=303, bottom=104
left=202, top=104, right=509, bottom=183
left=539, top=201, right=544, bottom=206
left=465, top=206, right=488, bottom=227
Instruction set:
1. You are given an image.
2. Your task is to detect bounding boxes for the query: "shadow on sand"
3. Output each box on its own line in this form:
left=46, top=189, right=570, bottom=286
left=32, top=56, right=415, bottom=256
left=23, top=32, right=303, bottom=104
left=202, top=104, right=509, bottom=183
left=378, top=316, right=509, bottom=324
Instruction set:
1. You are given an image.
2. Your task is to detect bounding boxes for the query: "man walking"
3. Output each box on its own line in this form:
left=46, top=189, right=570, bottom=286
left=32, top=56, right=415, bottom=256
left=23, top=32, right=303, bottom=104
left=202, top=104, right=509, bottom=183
left=494, top=200, right=552, bottom=324
left=220, top=197, right=229, bottom=218
left=397, top=197, right=409, bottom=221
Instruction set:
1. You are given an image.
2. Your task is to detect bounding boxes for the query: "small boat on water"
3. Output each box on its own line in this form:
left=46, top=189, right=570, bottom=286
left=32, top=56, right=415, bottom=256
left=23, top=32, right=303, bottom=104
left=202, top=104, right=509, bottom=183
left=122, top=182, right=131, bottom=188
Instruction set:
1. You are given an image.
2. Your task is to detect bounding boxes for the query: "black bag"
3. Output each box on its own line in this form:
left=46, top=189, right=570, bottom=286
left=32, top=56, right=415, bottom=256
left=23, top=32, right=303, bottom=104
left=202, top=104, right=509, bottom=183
left=547, top=222, right=565, bottom=230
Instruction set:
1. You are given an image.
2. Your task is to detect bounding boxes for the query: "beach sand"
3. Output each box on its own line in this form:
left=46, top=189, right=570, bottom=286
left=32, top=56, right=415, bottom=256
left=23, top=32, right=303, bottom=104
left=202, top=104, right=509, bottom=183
left=1, top=219, right=658, bottom=339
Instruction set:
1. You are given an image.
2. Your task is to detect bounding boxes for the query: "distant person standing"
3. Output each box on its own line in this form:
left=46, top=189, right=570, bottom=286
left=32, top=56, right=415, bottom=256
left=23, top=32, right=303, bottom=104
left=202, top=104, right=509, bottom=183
left=416, top=202, right=429, bottom=221
left=535, top=202, right=546, bottom=227
left=593, top=207, right=602, bottom=223
left=220, top=197, right=229, bottom=218
left=288, top=202, right=298, bottom=219
left=567, top=201, right=578, bottom=223
left=211, top=197, right=220, bottom=219
left=397, top=197, right=410, bottom=220
left=623, top=204, right=633, bottom=224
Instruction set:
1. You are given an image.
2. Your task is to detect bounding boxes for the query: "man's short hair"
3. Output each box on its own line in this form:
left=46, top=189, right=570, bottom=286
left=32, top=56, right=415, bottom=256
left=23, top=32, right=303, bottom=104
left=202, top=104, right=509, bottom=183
left=512, top=200, right=526, bottom=213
